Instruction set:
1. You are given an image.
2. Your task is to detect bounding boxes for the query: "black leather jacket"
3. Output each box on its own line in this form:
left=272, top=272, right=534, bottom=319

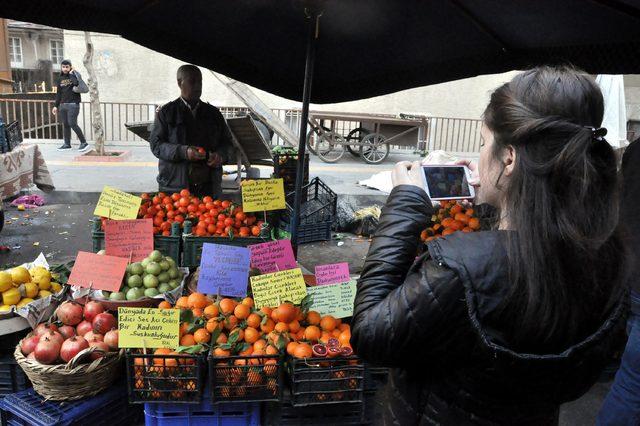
left=352, top=185, right=626, bottom=425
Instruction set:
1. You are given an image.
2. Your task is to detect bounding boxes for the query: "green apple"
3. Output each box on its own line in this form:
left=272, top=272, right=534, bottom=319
left=144, top=288, right=160, bottom=298
left=157, top=272, right=170, bottom=284
left=145, top=262, right=162, bottom=276
left=168, top=268, right=180, bottom=280
left=159, top=260, right=170, bottom=271
left=130, top=262, right=144, bottom=276
left=126, top=287, right=143, bottom=301
left=110, top=292, right=126, bottom=301
left=158, top=283, right=172, bottom=293
left=149, top=250, right=163, bottom=262
left=128, top=275, right=143, bottom=288
left=143, top=275, right=159, bottom=288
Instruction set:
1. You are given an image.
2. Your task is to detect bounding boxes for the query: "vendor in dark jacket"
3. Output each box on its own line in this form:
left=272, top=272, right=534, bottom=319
left=352, top=66, right=628, bottom=425
left=149, top=65, right=234, bottom=197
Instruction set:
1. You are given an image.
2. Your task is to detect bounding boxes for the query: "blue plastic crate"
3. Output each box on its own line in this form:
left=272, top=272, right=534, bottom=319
left=144, top=399, right=260, bottom=426
left=0, top=355, right=30, bottom=396
left=0, top=382, right=141, bottom=426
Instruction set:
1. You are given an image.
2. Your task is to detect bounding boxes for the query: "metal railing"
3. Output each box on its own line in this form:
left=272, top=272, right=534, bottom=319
left=0, top=98, right=482, bottom=153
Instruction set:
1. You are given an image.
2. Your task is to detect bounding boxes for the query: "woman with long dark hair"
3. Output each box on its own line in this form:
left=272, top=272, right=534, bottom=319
left=351, top=66, right=628, bottom=425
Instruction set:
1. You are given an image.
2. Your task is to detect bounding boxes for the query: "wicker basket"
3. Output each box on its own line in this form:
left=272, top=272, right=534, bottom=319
left=14, top=340, right=124, bottom=401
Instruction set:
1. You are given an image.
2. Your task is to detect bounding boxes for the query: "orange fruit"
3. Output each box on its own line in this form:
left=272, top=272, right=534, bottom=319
left=468, top=217, right=480, bottom=230
left=219, top=298, right=237, bottom=315
left=266, top=345, right=279, bottom=355
left=213, top=347, right=230, bottom=357
left=293, top=343, right=313, bottom=359
left=260, top=306, right=273, bottom=317
left=288, top=320, right=301, bottom=333
left=180, top=322, right=190, bottom=337
left=338, top=323, right=350, bottom=332
left=158, top=301, right=172, bottom=309
left=306, top=311, right=321, bottom=326
left=304, top=325, right=321, bottom=341
left=332, top=329, right=341, bottom=338
left=224, top=315, right=239, bottom=331
left=462, top=227, right=473, bottom=233
left=230, top=328, right=244, bottom=342
left=204, top=304, right=220, bottom=319
left=192, top=308, right=204, bottom=318
left=296, top=329, right=305, bottom=341
left=449, top=220, right=464, bottom=231
left=465, top=208, right=475, bottom=216
left=276, top=302, right=297, bottom=323
left=442, top=228, right=455, bottom=236
left=194, top=328, right=211, bottom=344
left=270, top=308, right=280, bottom=322
left=234, top=304, right=251, bottom=320
left=287, top=341, right=299, bottom=356
left=241, top=297, right=254, bottom=307
left=260, top=318, right=275, bottom=334
left=175, top=296, right=189, bottom=309
left=206, top=318, right=223, bottom=333
left=454, top=213, right=470, bottom=224
left=339, top=330, right=351, bottom=347
left=253, top=339, right=267, bottom=352
left=274, top=322, right=289, bottom=333
left=180, top=334, right=196, bottom=346
left=188, top=293, right=209, bottom=309
left=216, top=333, right=228, bottom=344
left=450, top=204, right=463, bottom=215
left=246, top=313, right=261, bottom=328
left=320, top=315, right=338, bottom=332
left=154, top=347, right=172, bottom=356
left=244, top=327, right=260, bottom=344
left=320, top=332, right=332, bottom=343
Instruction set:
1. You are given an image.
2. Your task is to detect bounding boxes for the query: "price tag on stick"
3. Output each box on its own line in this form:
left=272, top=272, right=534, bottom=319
left=67, top=251, right=128, bottom=292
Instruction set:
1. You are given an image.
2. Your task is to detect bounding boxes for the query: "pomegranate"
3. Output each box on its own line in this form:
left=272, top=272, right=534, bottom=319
left=76, top=320, right=93, bottom=336
left=83, top=301, right=105, bottom=322
left=34, top=337, right=60, bottom=364
left=60, top=336, right=89, bottom=362
left=20, top=335, right=41, bottom=355
left=88, top=341, right=109, bottom=360
left=92, top=312, right=116, bottom=334
left=312, top=344, right=328, bottom=358
left=56, top=301, right=84, bottom=326
left=33, top=323, right=58, bottom=337
left=104, top=329, right=119, bottom=350
left=84, top=331, right=103, bottom=342
left=39, top=330, right=64, bottom=347
left=59, top=325, right=76, bottom=340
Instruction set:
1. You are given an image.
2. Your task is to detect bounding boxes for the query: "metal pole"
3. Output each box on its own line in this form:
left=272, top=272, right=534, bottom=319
left=291, top=10, right=320, bottom=256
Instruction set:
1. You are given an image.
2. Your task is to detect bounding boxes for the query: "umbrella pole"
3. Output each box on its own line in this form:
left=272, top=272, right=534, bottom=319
left=291, top=10, right=320, bottom=257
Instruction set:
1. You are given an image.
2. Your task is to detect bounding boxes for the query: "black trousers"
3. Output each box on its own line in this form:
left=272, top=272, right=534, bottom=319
left=59, top=103, right=86, bottom=145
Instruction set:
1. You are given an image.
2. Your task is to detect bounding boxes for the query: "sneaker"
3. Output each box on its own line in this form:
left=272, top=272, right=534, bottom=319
left=78, top=143, right=90, bottom=152
left=57, top=144, right=72, bottom=151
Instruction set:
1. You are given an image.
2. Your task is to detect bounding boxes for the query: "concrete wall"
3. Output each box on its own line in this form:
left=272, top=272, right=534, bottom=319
left=64, top=30, right=516, bottom=119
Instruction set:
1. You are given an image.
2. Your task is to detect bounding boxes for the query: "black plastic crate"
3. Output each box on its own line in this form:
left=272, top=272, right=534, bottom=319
left=279, top=220, right=332, bottom=244
left=0, top=381, right=142, bottom=426
left=282, top=177, right=337, bottom=225
left=274, top=153, right=309, bottom=195
left=125, top=351, right=206, bottom=404
left=0, top=329, right=29, bottom=357
left=4, top=121, right=22, bottom=152
left=0, top=355, right=30, bottom=397
left=208, top=354, right=283, bottom=403
left=288, top=356, right=364, bottom=407
left=264, top=395, right=364, bottom=425
left=91, top=218, right=181, bottom=264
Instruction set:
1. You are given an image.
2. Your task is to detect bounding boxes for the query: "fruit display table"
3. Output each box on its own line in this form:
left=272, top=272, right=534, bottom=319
left=0, top=143, right=54, bottom=199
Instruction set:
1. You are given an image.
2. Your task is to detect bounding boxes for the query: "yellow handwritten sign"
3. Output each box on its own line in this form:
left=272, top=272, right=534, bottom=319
left=250, top=268, right=307, bottom=308
left=307, top=280, right=357, bottom=319
left=241, top=179, right=286, bottom=212
left=118, top=307, right=180, bottom=349
left=94, top=186, right=142, bottom=220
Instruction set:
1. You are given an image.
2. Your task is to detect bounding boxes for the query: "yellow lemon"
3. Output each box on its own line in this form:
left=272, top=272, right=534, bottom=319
left=0, top=272, right=12, bottom=292
left=38, top=290, right=52, bottom=299
left=31, top=268, right=51, bottom=290
left=50, top=282, right=62, bottom=293
left=10, top=267, right=31, bottom=285
left=2, top=288, right=21, bottom=306
left=22, top=282, right=38, bottom=299
left=16, top=298, right=34, bottom=308
left=0, top=304, right=11, bottom=312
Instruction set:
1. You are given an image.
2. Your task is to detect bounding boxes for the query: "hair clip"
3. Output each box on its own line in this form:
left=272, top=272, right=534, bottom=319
left=584, top=126, right=607, bottom=142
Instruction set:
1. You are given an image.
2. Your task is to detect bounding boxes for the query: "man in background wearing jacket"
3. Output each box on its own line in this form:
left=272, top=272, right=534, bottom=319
left=149, top=65, right=234, bottom=197
left=52, top=59, right=89, bottom=152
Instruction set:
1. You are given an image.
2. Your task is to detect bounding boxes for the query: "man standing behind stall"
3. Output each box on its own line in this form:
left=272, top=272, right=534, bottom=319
left=149, top=65, right=234, bottom=197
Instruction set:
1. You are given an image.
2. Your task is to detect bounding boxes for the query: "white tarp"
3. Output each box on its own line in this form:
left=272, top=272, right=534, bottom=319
left=595, top=75, right=628, bottom=148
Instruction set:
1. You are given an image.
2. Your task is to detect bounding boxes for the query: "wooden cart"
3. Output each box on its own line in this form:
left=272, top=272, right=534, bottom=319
left=306, top=111, right=429, bottom=164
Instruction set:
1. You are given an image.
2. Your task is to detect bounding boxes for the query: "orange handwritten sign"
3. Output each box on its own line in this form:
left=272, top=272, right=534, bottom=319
left=105, top=219, right=153, bottom=262
left=67, top=251, right=128, bottom=292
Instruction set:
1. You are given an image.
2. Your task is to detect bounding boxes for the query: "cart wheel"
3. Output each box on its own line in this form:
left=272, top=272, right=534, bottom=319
left=316, top=132, right=346, bottom=163
left=305, top=125, right=331, bottom=156
left=360, top=133, right=390, bottom=164
left=345, top=127, right=368, bottom=157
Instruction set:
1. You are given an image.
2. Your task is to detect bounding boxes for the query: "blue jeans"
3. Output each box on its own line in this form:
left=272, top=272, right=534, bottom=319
left=597, top=290, right=640, bottom=426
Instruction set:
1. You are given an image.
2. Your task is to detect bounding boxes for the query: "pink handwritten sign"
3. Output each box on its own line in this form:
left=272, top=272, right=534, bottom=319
left=314, top=262, right=350, bottom=286
left=249, top=240, right=297, bottom=274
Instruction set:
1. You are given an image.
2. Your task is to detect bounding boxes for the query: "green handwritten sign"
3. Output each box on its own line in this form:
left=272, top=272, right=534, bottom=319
left=307, top=280, right=357, bottom=319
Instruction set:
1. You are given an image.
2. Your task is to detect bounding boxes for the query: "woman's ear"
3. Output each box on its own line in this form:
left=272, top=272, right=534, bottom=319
left=503, top=145, right=516, bottom=176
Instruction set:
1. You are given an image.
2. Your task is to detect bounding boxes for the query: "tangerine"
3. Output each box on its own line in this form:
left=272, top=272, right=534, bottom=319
left=204, top=304, right=220, bottom=319
left=442, top=228, right=456, bottom=236
left=253, top=339, right=267, bottom=352
left=194, top=328, right=211, bottom=344
left=175, top=296, right=189, bottom=309
left=261, top=318, right=275, bottom=334
left=288, top=320, right=301, bottom=333
left=246, top=313, right=261, bottom=328
left=244, top=327, right=260, bottom=344
left=293, top=343, right=313, bottom=359
left=266, top=345, right=279, bottom=355
left=224, top=315, right=239, bottom=331
left=306, top=311, right=321, bottom=326
left=468, top=217, right=481, bottom=230
left=320, top=315, right=338, bottom=332
left=213, top=347, right=230, bottom=357
left=216, top=333, right=228, bottom=344
left=180, top=334, right=196, bottom=346
left=219, top=298, right=237, bottom=315
left=304, top=325, right=321, bottom=341
left=274, top=322, right=289, bottom=333
left=206, top=318, right=223, bottom=333
left=287, top=341, right=299, bottom=356
left=276, top=302, right=297, bottom=323
left=241, top=297, right=254, bottom=307
left=158, top=301, right=172, bottom=309
left=234, top=303, right=251, bottom=320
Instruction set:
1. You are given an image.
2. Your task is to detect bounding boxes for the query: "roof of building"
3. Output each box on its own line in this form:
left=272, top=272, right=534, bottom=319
left=7, top=20, right=61, bottom=32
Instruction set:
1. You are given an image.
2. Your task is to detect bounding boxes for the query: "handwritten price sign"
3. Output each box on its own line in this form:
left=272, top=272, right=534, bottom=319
left=94, top=186, right=142, bottom=220
left=118, top=307, right=180, bottom=349
left=241, top=179, right=285, bottom=212
left=104, top=219, right=153, bottom=262
left=67, top=251, right=128, bottom=292
left=250, top=268, right=307, bottom=309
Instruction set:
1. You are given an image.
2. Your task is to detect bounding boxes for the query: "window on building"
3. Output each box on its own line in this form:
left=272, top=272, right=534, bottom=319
left=9, top=37, right=23, bottom=68
left=50, top=40, right=64, bottom=69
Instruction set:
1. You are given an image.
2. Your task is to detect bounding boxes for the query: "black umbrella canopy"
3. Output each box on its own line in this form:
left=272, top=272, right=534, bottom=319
left=4, top=0, right=640, bottom=103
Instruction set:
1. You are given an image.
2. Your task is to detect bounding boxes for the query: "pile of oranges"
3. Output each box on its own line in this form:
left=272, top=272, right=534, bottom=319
left=99, top=189, right=265, bottom=237
left=420, top=200, right=481, bottom=242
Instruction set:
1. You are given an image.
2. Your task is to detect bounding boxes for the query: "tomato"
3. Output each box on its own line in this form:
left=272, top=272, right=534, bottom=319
left=162, top=196, right=172, bottom=205
left=213, top=200, right=222, bottom=207
left=235, top=212, right=246, bottom=221
left=210, top=209, right=219, bottom=217
left=178, top=206, right=188, bottom=214
left=203, top=196, right=213, bottom=204
left=171, top=193, right=181, bottom=202
left=197, top=147, right=206, bottom=155
left=141, top=193, right=150, bottom=200
left=166, top=211, right=175, bottom=219
left=207, top=224, right=216, bottom=234
left=174, top=215, right=185, bottom=224
left=218, top=214, right=226, bottom=221
left=152, top=196, right=161, bottom=205
left=187, top=204, right=197, bottom=213
left=224, top=218, right=234, bottom=227
left=191, top=197, right=200, bottom=205
left=180, top=189, right=191, bottom=198
left=221, top=200, right=231, bottom=209
left=160, top=222, right=171, bottom=232
left=147, top=206, right=158, bottom=216
left=198, top=204, right=207, bottom=213
left=162, top=230, right=171, bottom=236
left=153, top=216, right=164, bottom=227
